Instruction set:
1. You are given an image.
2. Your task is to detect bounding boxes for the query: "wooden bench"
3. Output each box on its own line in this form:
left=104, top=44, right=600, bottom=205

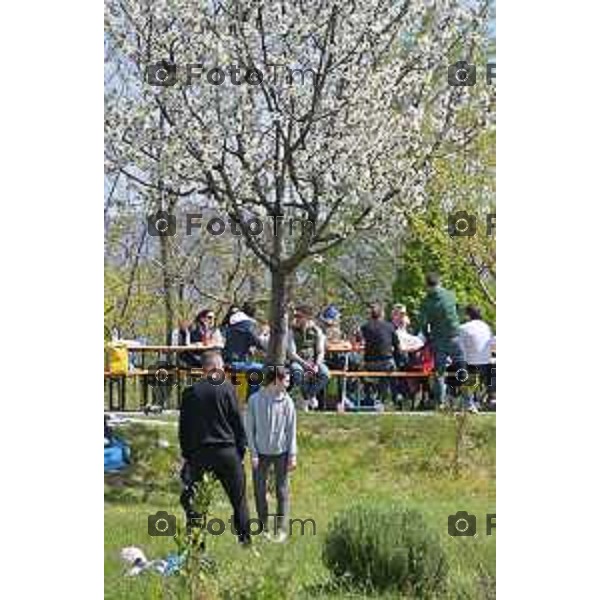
left=104, top=368, right=436, bottom=412
left=328, top=370, right=431, bottom=378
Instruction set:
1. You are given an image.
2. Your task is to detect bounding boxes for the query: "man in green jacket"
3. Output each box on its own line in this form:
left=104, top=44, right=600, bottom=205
left=418, top=273, right=466, bottom=408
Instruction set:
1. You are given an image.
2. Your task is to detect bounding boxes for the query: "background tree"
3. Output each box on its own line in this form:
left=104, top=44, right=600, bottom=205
left=105, top=0, right=494, bottom=361
left=393, top=128, right=496, bottom=324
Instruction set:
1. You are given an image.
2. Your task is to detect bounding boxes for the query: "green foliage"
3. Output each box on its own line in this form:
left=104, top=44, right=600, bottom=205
left=322, top=503, right=448, bottom=596
left=120, top=424, right=179, bottom=502
left=392, top=205, right=495, bottom=324
left=216, top=557, right=296, bottom=600
left=105, top=415, right=495, bottom=599
left=393, top=129, right=496, bottom=326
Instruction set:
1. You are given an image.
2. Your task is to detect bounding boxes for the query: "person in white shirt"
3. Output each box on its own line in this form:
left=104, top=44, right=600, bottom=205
left=458, top=305, right=493, bottom=412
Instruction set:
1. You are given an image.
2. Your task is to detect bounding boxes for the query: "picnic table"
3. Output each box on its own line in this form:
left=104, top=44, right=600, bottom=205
left=105, top=338, right=432, bottom=410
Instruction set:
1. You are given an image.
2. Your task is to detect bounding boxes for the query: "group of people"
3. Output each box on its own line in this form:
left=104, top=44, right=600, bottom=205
left=171, top=272, right=495, bottom=412
left=172, top=302, right=268, bottom=368
left=175, top=273, right=495, bottom=549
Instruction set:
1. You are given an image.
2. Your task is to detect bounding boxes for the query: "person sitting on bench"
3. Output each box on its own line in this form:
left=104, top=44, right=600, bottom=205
left=288, top=304, right=330, bottom=412
left=359, top=301, right=401, bottom=406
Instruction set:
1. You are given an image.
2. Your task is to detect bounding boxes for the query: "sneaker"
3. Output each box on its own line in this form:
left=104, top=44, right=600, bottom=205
left=300, top=400, right=310, bottom=413
left=468, top=404, right=479, bottom=414
left=308, top=397, right=319, bottom=410
left=272, top=531, right=288, bottom=544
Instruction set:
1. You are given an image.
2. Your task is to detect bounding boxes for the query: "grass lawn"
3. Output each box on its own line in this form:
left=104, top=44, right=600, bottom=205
left=105, top=413, right=495, bottom=599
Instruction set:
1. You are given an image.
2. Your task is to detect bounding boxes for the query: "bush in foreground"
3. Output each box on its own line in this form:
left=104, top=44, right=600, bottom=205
left=322, top=503, right=448, bottom=597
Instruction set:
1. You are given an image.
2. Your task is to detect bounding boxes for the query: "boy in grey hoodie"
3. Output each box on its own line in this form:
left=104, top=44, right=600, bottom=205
left=246, top=366, right=297, bottom=542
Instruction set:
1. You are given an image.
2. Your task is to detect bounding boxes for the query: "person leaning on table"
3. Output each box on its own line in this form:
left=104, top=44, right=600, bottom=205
left=417, top=273, right=466, bottom=409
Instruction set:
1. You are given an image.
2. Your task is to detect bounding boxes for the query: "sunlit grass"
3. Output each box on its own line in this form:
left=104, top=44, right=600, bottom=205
left=105, top=413, right=495, bottom=599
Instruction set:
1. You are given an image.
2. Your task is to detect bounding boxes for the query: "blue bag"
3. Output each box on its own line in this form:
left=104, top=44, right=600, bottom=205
left=104, top=437, right=131, bottom=472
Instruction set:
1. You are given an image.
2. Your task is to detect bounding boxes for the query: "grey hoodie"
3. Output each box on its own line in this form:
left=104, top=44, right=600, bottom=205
left=246, top=387, right=297, bottom=458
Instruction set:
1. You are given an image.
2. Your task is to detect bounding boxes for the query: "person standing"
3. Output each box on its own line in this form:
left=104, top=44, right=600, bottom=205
left=288, top=305, right=330, bottom=411
left=458, top=305, right=494, bottom=412
left=178, top=351, right=252, bottom=546
left=246, top=366, right=297, bottom=542
left=417, top=273, right=466, bottom=409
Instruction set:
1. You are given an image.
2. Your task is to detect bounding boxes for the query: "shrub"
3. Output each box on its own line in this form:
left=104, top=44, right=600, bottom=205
left=322, top=503, right=448, bottom=597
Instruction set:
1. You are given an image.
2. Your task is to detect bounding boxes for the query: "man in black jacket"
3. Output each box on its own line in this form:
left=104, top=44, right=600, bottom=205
left=360, top=302, right=402, bottom=406
left=179, top=351, right=252, bottom=544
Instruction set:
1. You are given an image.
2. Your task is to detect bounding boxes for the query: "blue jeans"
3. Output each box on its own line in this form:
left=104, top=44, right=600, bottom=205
left=432, top=337, right=466, bottom=406
left=290, top=362, right=330, bottom=399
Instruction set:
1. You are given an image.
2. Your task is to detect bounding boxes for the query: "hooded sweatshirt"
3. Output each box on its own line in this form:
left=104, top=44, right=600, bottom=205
left=246, top=387, right=297, bottom=458
left=224, top=311, right=266, bottom=362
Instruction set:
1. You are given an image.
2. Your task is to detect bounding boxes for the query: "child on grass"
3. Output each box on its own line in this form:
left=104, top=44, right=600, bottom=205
left=246, top=366, right=297, bottom=542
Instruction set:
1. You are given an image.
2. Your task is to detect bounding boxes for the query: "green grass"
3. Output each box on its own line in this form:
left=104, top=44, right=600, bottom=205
left=105, top=414, right=495, bottom=599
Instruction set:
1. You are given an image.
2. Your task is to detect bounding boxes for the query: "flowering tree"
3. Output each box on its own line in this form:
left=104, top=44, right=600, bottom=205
left=105, top=0, right=494, bottom=362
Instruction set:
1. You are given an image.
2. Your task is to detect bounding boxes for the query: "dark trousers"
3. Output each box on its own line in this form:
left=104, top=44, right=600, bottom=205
left=252, top=453, right=290, bottom=534
left=363, top=358, right=396, bottom=405
left=180, top=445, right=251, bottom=543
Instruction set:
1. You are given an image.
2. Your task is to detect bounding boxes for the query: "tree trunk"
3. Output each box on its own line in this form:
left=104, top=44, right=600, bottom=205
left=267, top=269, right=289, bottom=365
left=159, top=233, right=174, bottom=346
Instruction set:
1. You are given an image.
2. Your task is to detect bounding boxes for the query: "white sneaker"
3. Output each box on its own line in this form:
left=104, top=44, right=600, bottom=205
left=300, top=400, right=310, bottom=412
left=468, top=404, right=479, bottom=414
left=308, top=397, right=319, bottom=409
left=272, top=531, right=288, bottom=543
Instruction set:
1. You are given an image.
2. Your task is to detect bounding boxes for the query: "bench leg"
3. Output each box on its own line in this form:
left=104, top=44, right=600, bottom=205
left=120, top=376, right=126, bottom=411
left=109, top=378, right=115, bottom=411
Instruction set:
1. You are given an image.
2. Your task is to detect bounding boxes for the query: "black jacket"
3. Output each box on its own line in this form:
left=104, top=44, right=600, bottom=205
left=179, top=380, right=247, bottom=460
left=360, top=319, right=401, bottom=362
left=224, top=314, right=265, bottom=362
